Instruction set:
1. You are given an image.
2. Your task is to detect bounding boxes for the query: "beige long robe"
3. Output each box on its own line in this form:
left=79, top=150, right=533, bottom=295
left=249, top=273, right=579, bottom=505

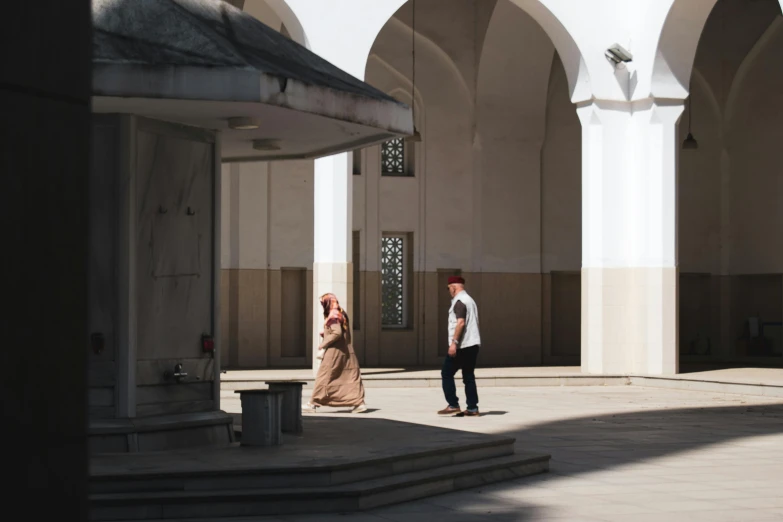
left=311, top=322, right=365, bottom=407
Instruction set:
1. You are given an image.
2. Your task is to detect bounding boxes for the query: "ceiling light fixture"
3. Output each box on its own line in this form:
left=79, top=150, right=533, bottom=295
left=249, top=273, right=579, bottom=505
left=228, top=117, right=260, bottom=130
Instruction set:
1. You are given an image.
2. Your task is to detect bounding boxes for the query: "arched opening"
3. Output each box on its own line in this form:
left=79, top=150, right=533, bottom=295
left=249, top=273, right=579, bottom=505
left=352, top=0, right=583, bottom=368
left=677, top=0, right=783, bottom=371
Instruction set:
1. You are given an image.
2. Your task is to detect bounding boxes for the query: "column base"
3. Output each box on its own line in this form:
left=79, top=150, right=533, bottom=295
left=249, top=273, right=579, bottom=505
left=582, top=267, right=678, bottom=375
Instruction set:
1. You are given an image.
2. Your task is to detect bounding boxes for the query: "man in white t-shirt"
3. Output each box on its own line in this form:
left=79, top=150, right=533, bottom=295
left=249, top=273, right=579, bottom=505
left=438, top=276, right=481, bottom=417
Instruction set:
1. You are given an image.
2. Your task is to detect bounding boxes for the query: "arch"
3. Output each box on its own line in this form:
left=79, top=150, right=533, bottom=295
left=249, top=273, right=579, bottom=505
left=647, top=0, right=783, bottom=100
left=368, top=17, right=473, bottom=110
left=477, top=0, right=555, bottom=141
left=254, top=0, right=308, bottom=47
left=368, top=58, right=426, bottom=126
left=724, top=16, right=783, bottom=125
left=364, top=0, right=589, bottom=103
left=648, top=0, right=719, bottom=100
left=505, top=0, right=590, bottom=103
left=281, top=0, right=408, bottom=79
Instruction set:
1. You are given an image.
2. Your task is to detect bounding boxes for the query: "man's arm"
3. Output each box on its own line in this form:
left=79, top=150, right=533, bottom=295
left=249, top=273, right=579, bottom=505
left=448, top=301, right=467, bottom=357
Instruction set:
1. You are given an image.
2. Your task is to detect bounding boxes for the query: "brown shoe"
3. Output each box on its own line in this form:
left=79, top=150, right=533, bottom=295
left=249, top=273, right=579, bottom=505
left=462, top=409, right=480, bottom=417
left=437, top=406, right=462, bottom=415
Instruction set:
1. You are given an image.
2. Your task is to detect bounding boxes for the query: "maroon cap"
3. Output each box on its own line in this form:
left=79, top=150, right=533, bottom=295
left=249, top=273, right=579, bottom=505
left=447, top=276, right=465, bottom=285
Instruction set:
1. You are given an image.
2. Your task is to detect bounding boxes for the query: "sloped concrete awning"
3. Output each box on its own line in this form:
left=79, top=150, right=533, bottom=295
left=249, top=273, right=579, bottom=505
left=92, top=0, right=413, bottom=161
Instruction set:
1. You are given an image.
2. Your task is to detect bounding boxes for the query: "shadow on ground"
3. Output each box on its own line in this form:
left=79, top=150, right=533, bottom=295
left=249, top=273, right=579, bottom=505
left=399, top=401, right=783, bottom=520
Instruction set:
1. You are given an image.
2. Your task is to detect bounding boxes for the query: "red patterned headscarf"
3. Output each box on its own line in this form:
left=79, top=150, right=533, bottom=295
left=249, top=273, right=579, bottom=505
left=320, top=293, right=348, bottom=332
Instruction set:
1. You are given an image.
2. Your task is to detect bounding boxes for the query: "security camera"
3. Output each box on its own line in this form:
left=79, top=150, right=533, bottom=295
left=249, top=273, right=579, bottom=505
left=605, top=44, right=633, bottom=65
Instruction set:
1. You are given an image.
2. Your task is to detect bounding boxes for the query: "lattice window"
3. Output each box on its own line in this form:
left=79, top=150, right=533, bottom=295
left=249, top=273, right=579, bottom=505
left=381, top=138, right=405, bottom=176
left=381, top=236, right=405, bottom=327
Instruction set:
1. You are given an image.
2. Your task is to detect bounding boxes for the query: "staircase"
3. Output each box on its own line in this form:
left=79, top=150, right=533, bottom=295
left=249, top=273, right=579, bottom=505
left=90, top=425, right=548, bottom=520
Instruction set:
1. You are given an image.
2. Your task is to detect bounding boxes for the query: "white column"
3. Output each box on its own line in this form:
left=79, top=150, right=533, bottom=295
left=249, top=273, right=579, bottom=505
left=579, top=99, right=683, bottom=375
left=312, top=153, right=354, bottom=374
left=282, top=0, right=407, bottom=372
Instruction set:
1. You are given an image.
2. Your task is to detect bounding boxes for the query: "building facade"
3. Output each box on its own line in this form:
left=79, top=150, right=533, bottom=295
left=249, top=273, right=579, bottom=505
left=221, top=0, right=783, bottom=374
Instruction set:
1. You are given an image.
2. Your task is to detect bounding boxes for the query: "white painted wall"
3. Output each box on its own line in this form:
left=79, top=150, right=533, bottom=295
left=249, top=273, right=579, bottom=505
left=221, top=160, right=313, bottom=270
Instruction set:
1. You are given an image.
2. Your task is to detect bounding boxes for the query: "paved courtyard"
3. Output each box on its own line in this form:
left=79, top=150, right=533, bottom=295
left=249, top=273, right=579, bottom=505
left=220, top=384, right=783, bottom=521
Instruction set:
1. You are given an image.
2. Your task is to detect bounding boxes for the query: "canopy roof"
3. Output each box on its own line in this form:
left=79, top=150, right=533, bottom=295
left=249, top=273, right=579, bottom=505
left=92, top=0, right=413, bottom=161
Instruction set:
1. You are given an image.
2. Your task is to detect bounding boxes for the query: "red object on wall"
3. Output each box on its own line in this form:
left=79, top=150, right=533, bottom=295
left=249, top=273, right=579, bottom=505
left=201, top=333, right=214, bottom=352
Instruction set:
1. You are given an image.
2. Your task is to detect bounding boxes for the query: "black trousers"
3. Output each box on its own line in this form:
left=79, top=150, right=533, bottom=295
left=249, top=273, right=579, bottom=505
left=441, top=345, right=480, bottom=410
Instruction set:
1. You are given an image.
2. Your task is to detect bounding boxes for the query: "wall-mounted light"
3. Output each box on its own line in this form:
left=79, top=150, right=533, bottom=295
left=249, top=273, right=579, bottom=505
left=252, top=139, right=281, bottom=151
left=605, top=44, right=633, bottom=66
left=228, top=117, right=260, bottom=130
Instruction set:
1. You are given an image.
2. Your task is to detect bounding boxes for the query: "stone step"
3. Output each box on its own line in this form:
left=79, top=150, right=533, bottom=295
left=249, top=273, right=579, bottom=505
left=91, top=452, right=549, bottom=521
left=91, top=436, right=515, bottom=494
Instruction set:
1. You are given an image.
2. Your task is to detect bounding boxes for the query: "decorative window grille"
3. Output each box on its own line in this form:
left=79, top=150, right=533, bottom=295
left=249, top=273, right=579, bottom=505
left=381, top=138, right=405, bottom=176
left=381, top=236, right=405, bottom=327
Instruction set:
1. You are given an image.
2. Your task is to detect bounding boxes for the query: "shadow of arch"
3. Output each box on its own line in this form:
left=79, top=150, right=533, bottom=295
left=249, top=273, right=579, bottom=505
left=514, top=402, right=783, bottom=472
left=360, top=401, right=783, bottom=517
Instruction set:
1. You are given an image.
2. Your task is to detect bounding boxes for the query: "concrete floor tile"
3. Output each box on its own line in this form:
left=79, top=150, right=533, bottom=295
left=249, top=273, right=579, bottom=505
left=654, top=499, right=742, bottom=512
left=665, top=509, right=783, bottom=521
left=641, top=481, right=731, bottom=493
left=723, top=497, right=783, bottom=509
left=538, top=484, right=648, bottom=496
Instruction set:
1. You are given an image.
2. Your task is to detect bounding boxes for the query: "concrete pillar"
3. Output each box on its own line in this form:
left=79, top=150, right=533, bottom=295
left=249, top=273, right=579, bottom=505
left=579, top=100, right=683, bottom=375
left=280, top=0, right=407, bottom=372
left=2, top=0, right=90, bottom=516
left=313, top=153, right=354, bottom=374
